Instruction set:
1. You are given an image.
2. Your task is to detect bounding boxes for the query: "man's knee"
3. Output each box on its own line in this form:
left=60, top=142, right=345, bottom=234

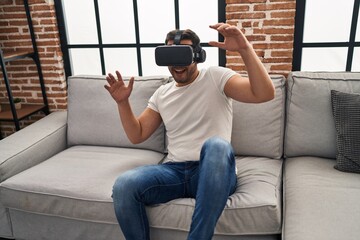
left=202, top=136, right=233, bottom=156
left=113, top=170, right=140, bottom=202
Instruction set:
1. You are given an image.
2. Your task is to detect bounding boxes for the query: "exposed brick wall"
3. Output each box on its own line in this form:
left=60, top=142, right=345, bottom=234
left=226, top=0, right=295, bottom=76
left=0, top=0, right=66, bottom=137
left=0, top=0, right=296, bottom=138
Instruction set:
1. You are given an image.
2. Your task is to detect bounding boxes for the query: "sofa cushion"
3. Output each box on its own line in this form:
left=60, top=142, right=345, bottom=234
left=0, top=151, right=282, bottom=237
left=148, top=156, right=283, bottom=235
left=232, top=75, right=286, bottom=159
left=283, top=156, right=360, bottom=240
left=67, top=75, right=169, bottom=152
left=285, top=72, right=360, bottom=158
left=0, top=146, right=164, bottom=225
left=331, top=90, right=360, bottom=173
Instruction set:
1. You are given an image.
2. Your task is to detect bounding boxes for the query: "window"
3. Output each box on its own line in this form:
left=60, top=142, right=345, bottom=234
left=55, top=0, right=226, bottom=78
left=293, top=0, right=360, bottom=71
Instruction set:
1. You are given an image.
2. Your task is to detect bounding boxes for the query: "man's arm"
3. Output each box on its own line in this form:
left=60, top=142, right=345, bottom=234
left=209, top=23, right=275, bottom=103
left=104, top=71, right=162, bottom=144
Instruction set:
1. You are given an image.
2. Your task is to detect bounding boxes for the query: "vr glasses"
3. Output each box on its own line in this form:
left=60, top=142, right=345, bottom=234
left=155, top=30, right=206, bottom=66
left=155, top=44, right=206, bottom=66
left=155, top=45, right=195, bottom=66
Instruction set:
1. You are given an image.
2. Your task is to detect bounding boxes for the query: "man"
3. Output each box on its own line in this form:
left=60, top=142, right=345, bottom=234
left=105, top=22, right=275, bottom=240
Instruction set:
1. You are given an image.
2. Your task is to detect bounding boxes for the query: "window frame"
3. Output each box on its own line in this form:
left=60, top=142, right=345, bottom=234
left=54, top=0, right=226, bottom=78
left=292, top=0, right=360, bottom=71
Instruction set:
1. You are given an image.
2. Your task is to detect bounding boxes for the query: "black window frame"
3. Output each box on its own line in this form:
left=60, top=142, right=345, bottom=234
left=292, top=0, right=360, bottom=71
left=54, top=0, right=226, bottom=78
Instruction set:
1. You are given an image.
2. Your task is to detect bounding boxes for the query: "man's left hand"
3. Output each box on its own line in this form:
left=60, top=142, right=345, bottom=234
left=209, top=23, right=250, bottom=52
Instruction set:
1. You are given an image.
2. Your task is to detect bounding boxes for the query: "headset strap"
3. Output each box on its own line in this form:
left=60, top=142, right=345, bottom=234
left=174, top=31, right=182, bottom=45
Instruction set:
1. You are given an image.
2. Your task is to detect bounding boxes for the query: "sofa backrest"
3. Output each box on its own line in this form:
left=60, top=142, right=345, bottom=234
left=284, top=71, right=360, bottom=158
left=231, top=75, right=286, bottom=159
left=67, top=75, right=169, bottom=152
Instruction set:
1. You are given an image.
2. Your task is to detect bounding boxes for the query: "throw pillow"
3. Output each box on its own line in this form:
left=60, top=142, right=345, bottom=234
left=331, top=90, right=360, bottom=173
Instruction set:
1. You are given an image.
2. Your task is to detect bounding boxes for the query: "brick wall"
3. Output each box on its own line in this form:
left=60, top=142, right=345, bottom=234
left=0, top=0, right=66, bottom=137
left=226, top=0, right=295, bottom=75
left=0, top=0, right=295, bottom=138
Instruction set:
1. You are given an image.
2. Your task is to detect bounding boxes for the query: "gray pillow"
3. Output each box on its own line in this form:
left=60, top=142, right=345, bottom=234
left=67, top=75, right=169, bottom=152
left=231, top=75, right=286, bottom=159
left=331, top=90, right=360, bottom=173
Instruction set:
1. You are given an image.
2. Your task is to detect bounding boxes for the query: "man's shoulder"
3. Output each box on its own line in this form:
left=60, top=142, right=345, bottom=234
left=206, top=65, right=234, bottom=73
left=202, top=66, right=237, bottom=82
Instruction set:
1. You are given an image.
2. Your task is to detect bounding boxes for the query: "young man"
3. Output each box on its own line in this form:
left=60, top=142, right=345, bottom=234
left=105, top=23, right=275, bottom=240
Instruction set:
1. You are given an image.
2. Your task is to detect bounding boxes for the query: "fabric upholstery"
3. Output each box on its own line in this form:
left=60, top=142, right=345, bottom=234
left=331, top=90, right=360, bottom=173
left=283, top=156, right=360, bottom=240
left=67, top=75, right=169, bottom=152
left=232, top=75, right=286, bottom=159
left=0, top=202, right=12, bottom=238
left=0, top=111, right=67, bottom=182
left=0, top=148, right=282, bottom=238
left=285, top=71, right=360, bottom=158
left=8, top=210, right=279, bottom=240
left=148, top=156, right=283, bottom=235
left=5, top=71, right=360, bottom=240
left=0, top=111, right=67, bottom=239
left=8, top=209, right=122, bottom=240
left=0, top=146, right=164, bottom=224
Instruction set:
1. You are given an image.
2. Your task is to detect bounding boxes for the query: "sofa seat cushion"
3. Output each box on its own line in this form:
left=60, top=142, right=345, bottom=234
left=1, top=152, right=282, bottom=236
left=147, top=156, right=283, bottom=236
left=0, top=145, right=165, bottom=224
left=283, top=156, right=360, bottom=240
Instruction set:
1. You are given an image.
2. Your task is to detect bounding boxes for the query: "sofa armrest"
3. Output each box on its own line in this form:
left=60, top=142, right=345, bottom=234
left=0, top=111, right=68, bottom=182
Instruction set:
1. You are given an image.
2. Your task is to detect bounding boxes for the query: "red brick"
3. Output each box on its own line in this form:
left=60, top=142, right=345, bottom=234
left=227, top=12, right=266, bottom=19
left=270, top=64, right=292, bottom=71
left=263, top=19, right=294, bottom=26
left=271, top=11, right=296, bottom=18
left=271, top=50, right=294, bottom=58
left=271, top=35, right=294, bottom=42
left=254, top=3, right=296, bottom=11
left=226, top=5, right=250, bottom=12
left=254, top=28, right=294, bottom=35
left=227, top=0, right=266, bottom=3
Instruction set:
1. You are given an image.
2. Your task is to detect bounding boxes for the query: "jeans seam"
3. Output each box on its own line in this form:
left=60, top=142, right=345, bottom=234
left=138, top=202, right=147, bottom=240
left=139, top=182, right=188, bottom=203
left=187, top=171, right=199, bottom=197
left=140, top=181, right=186, bottom=195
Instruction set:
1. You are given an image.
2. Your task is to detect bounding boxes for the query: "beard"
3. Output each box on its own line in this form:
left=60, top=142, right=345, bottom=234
left=168, top=64, right=199, bottom=86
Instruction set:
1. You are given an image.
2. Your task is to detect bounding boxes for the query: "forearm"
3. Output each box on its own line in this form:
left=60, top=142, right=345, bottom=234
left=239, top=44, right=275, bottom=101
left=117, top=100, right=143, bottom=144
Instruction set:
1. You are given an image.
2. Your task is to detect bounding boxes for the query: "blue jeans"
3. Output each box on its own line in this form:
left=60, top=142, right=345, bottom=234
left=112, top=137, right=237, bottom=240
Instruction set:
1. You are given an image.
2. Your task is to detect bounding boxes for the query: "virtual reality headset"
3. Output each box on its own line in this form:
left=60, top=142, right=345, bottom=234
left=155, top=45, right=202, bottom=66
left=155, top=31, right=206, bottom=66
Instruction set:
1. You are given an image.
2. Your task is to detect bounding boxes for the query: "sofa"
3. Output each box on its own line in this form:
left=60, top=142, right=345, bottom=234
left=0, top=71, right=359, bottom=240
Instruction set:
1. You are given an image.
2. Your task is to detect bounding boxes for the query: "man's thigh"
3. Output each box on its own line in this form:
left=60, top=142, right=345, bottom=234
left=114, top=163, right=188, bottom=205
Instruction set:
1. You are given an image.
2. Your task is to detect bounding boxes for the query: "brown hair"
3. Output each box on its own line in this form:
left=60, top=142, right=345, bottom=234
left=165, top=29, right=201, bottom=49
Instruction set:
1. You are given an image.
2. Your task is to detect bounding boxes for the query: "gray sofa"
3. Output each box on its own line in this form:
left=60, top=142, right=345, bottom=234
left=0, top=71, right=359, bottom=240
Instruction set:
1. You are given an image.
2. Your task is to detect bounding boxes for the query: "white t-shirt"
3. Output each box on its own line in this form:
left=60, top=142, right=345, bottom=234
left=148, top=66, right=237, bottom=162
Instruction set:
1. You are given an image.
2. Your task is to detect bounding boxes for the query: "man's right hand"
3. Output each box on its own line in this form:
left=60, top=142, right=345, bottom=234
left=104, top=71, right=135, bottom=105
left=104, top=70, right=162, bottom=144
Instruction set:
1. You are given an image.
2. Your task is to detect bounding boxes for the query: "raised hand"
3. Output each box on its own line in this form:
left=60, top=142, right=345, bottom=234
left=209, top=23, right=250, bottom=52
left=104, top=71, right=134, bottom=104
